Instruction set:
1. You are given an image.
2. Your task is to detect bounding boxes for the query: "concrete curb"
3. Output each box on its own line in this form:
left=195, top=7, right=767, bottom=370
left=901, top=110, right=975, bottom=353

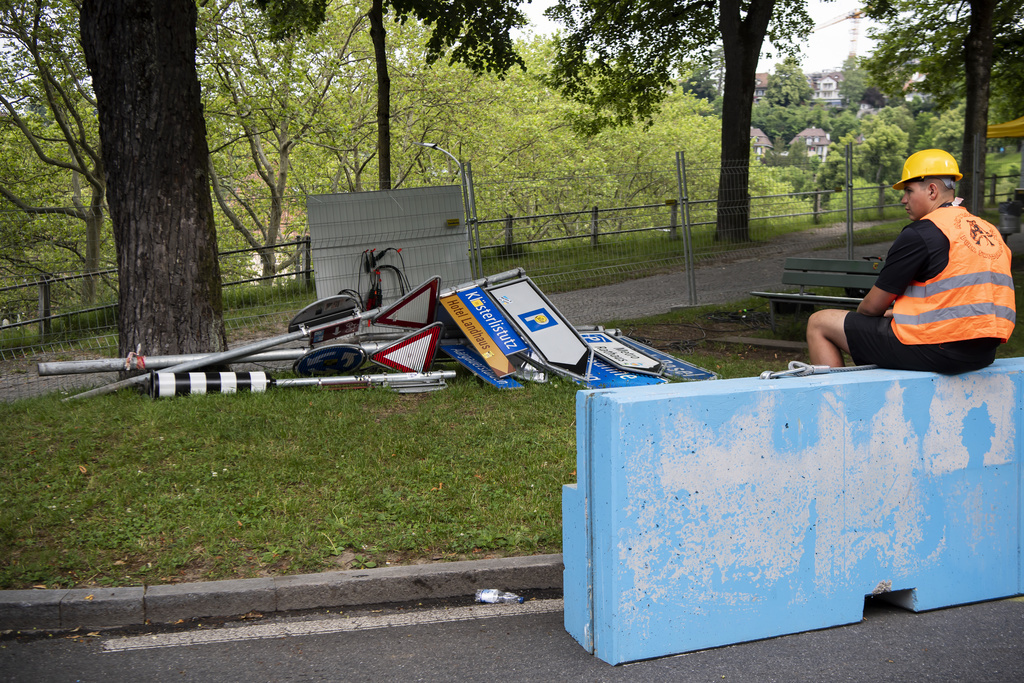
left=0, top=554, right=564, bottom=631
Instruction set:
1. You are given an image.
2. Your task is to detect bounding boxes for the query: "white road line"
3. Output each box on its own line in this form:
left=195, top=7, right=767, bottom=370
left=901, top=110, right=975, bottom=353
left=103, top=598, right=564, bottom=653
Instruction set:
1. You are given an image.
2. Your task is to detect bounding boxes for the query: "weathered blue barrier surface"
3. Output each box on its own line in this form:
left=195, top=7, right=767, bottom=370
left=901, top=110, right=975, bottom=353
left=563, top=359, right=1024, bottom=665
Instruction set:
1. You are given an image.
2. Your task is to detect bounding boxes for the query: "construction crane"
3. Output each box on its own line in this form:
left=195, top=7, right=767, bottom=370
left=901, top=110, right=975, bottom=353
left=813, top=9, right=866, bottom=60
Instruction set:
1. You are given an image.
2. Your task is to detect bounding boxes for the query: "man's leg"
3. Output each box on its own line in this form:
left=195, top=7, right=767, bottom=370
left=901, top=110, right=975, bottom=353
left=806, top=309, right=851, bottom=367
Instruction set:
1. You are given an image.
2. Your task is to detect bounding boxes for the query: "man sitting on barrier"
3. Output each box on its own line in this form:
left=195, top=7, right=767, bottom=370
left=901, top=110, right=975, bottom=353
left=806, top=149, right=1015, bottom=373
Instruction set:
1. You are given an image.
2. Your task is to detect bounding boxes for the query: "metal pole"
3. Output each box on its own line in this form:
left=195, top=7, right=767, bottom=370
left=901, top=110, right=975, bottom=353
left=845, top=142, right=854, bottom=260
left=40, top=348, right=309, bottom=375
left=38, top=276, right=51, bottom=340
left=465, top=161, right=484, bottom=279
left=64, top=327, right=311, bottom=401
left=414, top=141, right=478, bottom=277
left=676, top=151, right=697, bottom=306
left=274, top=370, right=455, bottom=390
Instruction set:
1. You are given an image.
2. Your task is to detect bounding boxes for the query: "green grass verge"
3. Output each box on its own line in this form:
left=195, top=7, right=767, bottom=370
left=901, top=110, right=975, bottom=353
left=3, top=226, right=1021, bottom=591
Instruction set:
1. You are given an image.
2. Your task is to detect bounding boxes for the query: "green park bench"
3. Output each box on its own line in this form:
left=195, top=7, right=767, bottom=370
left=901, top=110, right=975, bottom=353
left=750, top=257, right=883, bottom=332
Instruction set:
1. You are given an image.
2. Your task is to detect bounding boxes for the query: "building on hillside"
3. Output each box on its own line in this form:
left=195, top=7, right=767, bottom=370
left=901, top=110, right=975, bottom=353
left=807, top=70, right=844, bottom=107
left=753, top=73, right=770, bottom=103
left=750, top=127, right=773, bottom=159
left=858, top=102, right=880, bottom=118
left=903, top=72, right=928, bottom=101
left=790, top=128, right=830, bottom=162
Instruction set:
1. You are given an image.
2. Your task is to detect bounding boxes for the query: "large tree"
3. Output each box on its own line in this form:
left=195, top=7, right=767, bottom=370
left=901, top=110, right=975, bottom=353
left=79, top=0, right=227, bottom=358
left=864, top=0, right=1024, bottom=209
left=547, top=0, right=811, bottom=242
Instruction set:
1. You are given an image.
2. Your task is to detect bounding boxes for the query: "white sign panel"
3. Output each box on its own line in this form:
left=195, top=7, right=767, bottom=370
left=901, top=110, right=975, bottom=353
left=488, top=279, right=590, bottom=376
left=580, top=332, right=662, bottom=375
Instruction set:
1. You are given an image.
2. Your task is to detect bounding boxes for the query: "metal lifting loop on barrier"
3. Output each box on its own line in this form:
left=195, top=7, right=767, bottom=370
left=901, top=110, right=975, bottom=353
left=759, top=360, right=878, bottom=380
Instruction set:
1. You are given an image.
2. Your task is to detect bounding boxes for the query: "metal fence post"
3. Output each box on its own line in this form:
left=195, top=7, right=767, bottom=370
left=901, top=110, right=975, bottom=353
left=667, top=200, right=678, bottom=240
left=464, top=161, right=483, bottom=278
left=304, top=236, right=312, bottom=288
left=504, top=214, right=514, bottom=253
left=877, top=185, right=885, bottom=218
left=814, top=191, right=822, bottom=224
left=845, top=142, right=854, bottom=260
left=676, top=151, right=697, bottom=306
left=590, top=206, right=599, bottom=248
left=38, top=276, right=52, bottom=340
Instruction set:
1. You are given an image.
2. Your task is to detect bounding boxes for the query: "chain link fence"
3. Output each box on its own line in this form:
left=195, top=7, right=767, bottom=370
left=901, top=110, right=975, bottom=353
left=2, top=151, right=1019, bottom=401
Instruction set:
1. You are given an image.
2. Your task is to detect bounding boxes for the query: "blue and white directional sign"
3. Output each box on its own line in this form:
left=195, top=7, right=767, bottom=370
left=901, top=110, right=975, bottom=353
left=441, top=341, right=523, bottom=389
left=581, top=331, right=662, bottom=375
left=454, top=287, right=529, bottom=356
left=488, top=278, right=590, bottom=377
left=578, top=357, right=668, bottom=389
left=616, top=335, right=718, bottom=381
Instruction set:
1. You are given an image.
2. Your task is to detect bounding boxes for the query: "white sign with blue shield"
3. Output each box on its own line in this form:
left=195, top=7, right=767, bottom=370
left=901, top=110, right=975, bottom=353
left=487, top=278, right=591, bottom=377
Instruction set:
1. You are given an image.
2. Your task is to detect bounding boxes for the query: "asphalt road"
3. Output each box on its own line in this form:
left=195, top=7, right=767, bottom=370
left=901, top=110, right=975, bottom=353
left=3, top=594, right=1023, bottom=682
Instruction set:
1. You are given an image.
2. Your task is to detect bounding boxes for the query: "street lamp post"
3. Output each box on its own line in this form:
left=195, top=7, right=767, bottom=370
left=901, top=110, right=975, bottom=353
left=414, top=142, right=482, bottom=278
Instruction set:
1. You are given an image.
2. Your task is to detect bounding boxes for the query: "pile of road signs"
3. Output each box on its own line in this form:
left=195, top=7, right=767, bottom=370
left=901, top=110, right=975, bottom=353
left=55, top=268, right=716, bottom=399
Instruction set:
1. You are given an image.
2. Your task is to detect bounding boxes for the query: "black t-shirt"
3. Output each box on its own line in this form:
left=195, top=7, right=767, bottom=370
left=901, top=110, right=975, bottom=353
left=874, top=218, right=950, bottom=295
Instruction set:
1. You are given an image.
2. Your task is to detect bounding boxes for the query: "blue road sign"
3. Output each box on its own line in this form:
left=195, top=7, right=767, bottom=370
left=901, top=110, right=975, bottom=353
left=455, top=287, right=529, bottom=356
left=615, top=335, right=718, bottom=381
left=441, top=342, right=523, bottom=389
left=579, top=357, right=668, bottom=389
left=294, top=344, right=366, bottom=376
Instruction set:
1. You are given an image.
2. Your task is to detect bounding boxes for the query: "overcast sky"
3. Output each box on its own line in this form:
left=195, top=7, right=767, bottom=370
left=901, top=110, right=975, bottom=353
left=516, top=0, right=880, bottom=74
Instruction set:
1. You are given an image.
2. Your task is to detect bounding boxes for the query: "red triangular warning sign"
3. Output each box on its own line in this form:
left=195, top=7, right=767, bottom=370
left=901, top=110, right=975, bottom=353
left=370, top=322, right=442, bottom=373
left=372, top=276, right=440, bottom=329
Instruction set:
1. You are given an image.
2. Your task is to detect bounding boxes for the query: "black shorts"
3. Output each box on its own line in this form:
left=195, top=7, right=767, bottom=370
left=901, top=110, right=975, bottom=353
left=843, top=313, right=999, bottom=374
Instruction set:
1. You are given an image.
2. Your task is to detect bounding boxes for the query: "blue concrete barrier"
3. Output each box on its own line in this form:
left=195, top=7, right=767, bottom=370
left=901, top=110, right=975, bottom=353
left=563, top=359, right=1024, bottom=665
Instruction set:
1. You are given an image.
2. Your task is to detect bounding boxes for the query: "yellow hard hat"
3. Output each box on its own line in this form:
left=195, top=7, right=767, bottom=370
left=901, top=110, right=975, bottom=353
left=893, top=149, right=963, bottom=190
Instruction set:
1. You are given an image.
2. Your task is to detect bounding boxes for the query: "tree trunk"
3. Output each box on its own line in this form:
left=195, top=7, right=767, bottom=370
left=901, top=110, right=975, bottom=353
left=80, top=0, right=226, bottom=359
left=960, top=0, right=995, bottom=213
left=716, top=0, right=776, bottom=243
left=368, top=0, right=391, bottom=190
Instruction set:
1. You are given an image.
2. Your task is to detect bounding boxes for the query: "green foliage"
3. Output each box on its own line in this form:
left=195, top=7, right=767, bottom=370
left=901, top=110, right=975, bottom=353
left=929, top=103, right=966, bottom=155
left=391, top=0, right=526, bottom=76
left=857, top=114, right=910, bottom=185
left=837, top=55, right=868, bottom=107
left=0, top=0, right=111, bottom=299
left=864, top=0, right=1024, bottom=114
left=763, top=56, right=812, bottom=107
left=250, top=0, right=328, bottom=39
left=751, top=103, right=808, bottom=148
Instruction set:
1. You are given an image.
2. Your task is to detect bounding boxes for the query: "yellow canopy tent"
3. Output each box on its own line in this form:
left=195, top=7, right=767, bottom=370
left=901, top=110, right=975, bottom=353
left=987, top=116, right=1024, bottom=138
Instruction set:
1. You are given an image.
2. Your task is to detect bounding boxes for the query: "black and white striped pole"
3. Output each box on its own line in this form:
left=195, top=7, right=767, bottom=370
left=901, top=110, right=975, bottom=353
left=148, top=370, right=456, bottom=398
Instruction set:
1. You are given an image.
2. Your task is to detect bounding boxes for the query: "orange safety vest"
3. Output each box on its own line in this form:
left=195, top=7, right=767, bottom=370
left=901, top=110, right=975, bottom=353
left=892, top=206, right=1015, bottom=345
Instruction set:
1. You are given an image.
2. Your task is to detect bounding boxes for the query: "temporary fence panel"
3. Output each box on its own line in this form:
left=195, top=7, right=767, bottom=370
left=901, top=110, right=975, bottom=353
left=306, top=186, right=473, bottom=305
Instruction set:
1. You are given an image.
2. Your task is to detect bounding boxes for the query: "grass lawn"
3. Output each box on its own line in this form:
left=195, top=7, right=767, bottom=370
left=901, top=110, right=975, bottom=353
left=3, top=237, right=1023, bottom=592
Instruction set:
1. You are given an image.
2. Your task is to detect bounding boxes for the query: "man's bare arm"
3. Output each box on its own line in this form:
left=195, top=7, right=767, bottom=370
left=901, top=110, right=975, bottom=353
left=856, top=286, right=898, bottom=317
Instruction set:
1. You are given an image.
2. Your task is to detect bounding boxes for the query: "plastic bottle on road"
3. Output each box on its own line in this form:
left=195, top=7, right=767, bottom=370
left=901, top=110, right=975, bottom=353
left=475, top=588, right=524, bottom=604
